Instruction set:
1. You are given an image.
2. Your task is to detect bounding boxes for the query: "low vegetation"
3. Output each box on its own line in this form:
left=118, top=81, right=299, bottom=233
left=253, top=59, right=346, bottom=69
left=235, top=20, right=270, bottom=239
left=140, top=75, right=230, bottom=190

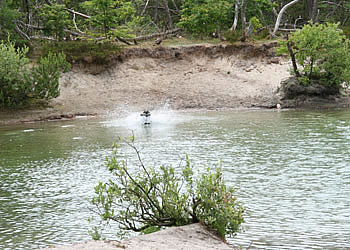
left=90, top=136, right=244, bottom=240
left=37, top=41, right=122, bottom=63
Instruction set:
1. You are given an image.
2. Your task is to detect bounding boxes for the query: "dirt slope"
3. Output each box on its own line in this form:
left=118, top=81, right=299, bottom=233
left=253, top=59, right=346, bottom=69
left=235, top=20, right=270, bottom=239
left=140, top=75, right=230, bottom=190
left=42, top=223, right=238, bottom=250
left=0, top=43, right=290, bottom=124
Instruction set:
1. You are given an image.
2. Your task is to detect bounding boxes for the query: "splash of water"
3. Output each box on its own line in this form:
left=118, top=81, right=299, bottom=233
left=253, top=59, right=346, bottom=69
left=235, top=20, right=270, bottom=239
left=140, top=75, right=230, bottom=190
left=102, top=104, right=183, bottom=130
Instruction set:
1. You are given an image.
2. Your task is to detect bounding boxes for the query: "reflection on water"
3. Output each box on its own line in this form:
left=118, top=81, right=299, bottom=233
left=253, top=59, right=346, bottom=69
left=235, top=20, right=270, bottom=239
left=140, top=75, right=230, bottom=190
left=1, top=109, right=350, bottom=249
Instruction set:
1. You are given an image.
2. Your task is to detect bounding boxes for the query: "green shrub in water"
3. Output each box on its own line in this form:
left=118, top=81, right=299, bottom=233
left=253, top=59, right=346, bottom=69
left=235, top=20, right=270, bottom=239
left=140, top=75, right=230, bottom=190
left=90, top=136, right=244, bottom=239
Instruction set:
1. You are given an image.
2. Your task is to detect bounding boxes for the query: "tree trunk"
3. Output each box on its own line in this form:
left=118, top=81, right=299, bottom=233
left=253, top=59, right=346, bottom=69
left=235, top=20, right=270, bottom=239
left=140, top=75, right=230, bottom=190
left=241, top=0, right=247, bottom=41
left=230, top=0, right=239, bottom=31
left=272, top=0, right=300, bottom=37
left=155, top=0, right=159, bottom=23
left=311, top=0, right=318, bottom=22
left=162, top=0, right=174, bottom=29
left=305, top=0, right=313, bottom=19
left=287, top=41, right=301, bottom=77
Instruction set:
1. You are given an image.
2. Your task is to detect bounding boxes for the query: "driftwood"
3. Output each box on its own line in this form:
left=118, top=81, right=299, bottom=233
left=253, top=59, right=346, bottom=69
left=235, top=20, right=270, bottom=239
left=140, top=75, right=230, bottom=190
left=65, top=8, right=91, bottom=19
left=115, top=36, right=132, bottom=45
left=125, top=28, right=182, bottom=42
left=278, top=28, right=298, bottom=32
left=23, top=23, right=82, bottom=36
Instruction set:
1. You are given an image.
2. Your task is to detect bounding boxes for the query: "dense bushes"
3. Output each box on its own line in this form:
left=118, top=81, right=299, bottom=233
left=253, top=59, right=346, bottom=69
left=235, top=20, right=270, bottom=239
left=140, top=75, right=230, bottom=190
left=179, top=0, right=234, bottom=36
left=39, top=41, right=121, bottom=64
left=0, top=40, right=70, bottom=108
left=90, top=136, right=244, bottom=239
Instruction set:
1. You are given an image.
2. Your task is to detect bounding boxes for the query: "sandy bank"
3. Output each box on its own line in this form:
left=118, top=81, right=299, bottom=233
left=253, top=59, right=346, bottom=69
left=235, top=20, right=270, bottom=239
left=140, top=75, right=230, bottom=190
left=0, top=43, right=291, bottom=125
left=42, top=223, right=238, bottom=250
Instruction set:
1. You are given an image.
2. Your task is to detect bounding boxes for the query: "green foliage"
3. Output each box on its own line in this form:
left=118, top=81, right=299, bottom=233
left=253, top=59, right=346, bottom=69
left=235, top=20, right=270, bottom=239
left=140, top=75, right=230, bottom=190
left=179, top=0, right=234, bottom=36
left=41, top=4, right=71, bottom=41
left=0, top=40, right=70, bottom=108
left=278, top=22, right=350, bottom=87
left=341, top=26, right=350, bottom=39
left=0, top=0, right=21, bottom=42
left=0, top=39, right=30, bottom=107
left=82, top=0, right=137, bottom=39
left=90, top=137, right=244, bottom=239
left=39, top=40, right=121, bottom=64
left=246, top=0, right=275, bottom=27
left=141, top=226, right=161, bottom=235
left=252, top=28, right=270, bottom=41
left=249, top=16, right=262, bottom=33
left=88, top=226, right=103, bottom=240
left=224, top=30, right=242, bottom=43
left=29, top=52, right=71, bottom=100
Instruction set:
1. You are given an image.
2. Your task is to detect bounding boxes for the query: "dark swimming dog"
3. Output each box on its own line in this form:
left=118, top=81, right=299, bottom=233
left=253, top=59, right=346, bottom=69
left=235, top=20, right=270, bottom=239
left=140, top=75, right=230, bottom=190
left=140, top=110, right=151, bottom=125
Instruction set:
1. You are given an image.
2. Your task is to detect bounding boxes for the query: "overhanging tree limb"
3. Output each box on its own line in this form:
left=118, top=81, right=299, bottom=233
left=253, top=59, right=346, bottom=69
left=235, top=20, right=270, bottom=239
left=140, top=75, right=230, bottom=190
left=65, top=8, right=91, bottom=19
left=272, top=0, right=300, bottom=37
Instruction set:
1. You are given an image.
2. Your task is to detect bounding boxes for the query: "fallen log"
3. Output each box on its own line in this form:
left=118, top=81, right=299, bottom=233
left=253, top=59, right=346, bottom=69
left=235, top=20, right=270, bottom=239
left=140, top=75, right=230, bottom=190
left=125, top=28, right=183, bottom=42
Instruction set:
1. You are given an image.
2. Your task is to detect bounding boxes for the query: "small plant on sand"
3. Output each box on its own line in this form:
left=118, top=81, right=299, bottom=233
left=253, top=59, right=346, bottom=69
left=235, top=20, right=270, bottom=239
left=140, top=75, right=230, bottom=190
left=90, top=136, right=244, bottom=240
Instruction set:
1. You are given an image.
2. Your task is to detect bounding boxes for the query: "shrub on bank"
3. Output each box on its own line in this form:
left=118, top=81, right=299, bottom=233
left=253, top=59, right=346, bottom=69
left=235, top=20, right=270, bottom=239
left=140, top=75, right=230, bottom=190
left=90, top=136, right=244, bottom=240
left=0, top=40, right=70, bottom=108
left=277, top=22, right=350, bottom=88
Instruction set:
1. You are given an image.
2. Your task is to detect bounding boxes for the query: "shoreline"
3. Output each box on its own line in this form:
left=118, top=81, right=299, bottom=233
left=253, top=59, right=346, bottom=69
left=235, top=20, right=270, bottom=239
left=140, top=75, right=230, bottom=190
left=2, top=43, right=350, bottom=126
left=42, top=223, right=238, bottom=250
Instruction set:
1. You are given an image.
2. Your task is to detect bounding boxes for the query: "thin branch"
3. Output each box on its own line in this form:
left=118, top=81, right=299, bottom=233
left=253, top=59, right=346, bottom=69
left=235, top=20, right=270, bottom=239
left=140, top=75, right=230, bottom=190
left=141, top=0, right=150, bottom=16
left=65, top=8, right=91, bottom=19
left=272, top=0, right=300, bottom=37
left=15, top=24, right=31, bottom=40
left=115, top=36, right=132, bottom=45
left=319, top=1, right=350, bottom=11
left=125, top=28, right=182, bottom=42
left=73, top=13, right=85, bottom=34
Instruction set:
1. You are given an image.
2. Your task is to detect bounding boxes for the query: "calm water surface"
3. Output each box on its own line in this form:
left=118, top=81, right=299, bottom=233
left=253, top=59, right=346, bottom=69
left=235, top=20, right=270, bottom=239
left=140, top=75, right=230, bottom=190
left=1, top=109, right=350, bottom=249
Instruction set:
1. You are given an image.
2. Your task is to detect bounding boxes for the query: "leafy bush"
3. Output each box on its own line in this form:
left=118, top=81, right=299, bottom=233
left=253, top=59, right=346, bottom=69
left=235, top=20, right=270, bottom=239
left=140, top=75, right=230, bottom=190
left=41, top=4, right=71, bottom=41
left=341, top=26, right=350, bottom=39
left=278, top=22, right=350, bottom=87
left=0, top=0, right=20, bottom=41
left=90, top=136, right=244, bottom=239
left=0, top=40, right=30, bottom=107
left=179, top=0, right=234, bottom=36
left=29, top=52, right=71, bottom=100
left=224, top=30, right=241, bottom=43
left=39, top=40, right=121, bottom=64
left=0, top=40, right=70, bottom=108
left=82, top=0, right=138, bottom=39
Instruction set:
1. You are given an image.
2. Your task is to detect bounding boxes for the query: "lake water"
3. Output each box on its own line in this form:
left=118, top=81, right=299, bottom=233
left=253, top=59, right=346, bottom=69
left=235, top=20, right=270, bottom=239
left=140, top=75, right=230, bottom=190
left=1, top=109, right=350, bottom=249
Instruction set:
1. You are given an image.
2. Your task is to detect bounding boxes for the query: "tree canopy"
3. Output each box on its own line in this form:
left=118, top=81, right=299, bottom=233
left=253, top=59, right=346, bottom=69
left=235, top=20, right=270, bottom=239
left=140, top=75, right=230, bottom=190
left=0, top=0, right=349, bottom=43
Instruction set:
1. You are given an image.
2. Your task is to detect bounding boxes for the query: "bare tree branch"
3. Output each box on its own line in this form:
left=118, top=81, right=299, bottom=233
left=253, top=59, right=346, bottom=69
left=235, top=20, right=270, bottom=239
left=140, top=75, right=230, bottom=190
left=272, top=0, right=300, bottom=37
left=15, top=24, right=31, bottom=40
left=65, top=8, right=91, bottom=19
left=141, top=0, right=151, bottom=16
left=319, top=1, right=350, bottom=11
